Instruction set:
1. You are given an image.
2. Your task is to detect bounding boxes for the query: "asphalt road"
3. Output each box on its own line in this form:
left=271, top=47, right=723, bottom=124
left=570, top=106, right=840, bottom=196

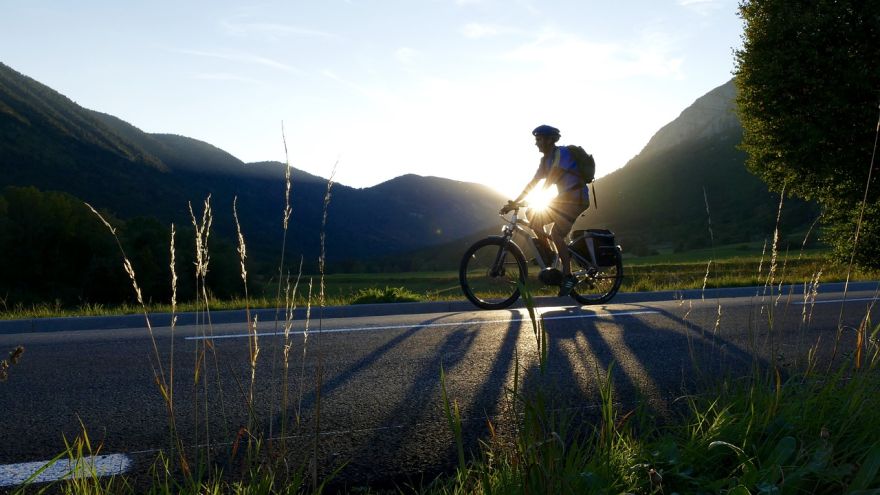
left=1, top=282, right=877, bottom=489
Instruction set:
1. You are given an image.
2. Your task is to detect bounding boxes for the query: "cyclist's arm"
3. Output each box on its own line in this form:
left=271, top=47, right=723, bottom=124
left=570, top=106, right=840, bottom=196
left=512, top=159, right=551, bottom=203
left=512, top=176, right=542, bottom=204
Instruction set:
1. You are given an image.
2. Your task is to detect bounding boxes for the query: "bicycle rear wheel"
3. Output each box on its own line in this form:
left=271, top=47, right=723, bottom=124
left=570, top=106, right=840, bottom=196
left=459, top=237, right=527, bottom=310
left=569, top=247, right=623, bottom=305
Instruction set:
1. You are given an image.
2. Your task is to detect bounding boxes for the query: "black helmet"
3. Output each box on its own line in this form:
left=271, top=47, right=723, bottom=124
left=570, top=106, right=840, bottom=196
left=532, top=124, right=560, bottom=137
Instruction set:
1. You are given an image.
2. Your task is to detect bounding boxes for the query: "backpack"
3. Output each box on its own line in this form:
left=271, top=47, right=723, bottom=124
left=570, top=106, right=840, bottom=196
left=565, top=145, right=598, bottom=209
left=566, top=145, right=595, bottom=185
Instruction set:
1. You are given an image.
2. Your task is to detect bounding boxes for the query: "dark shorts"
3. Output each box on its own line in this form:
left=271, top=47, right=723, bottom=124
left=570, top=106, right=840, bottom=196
left=529, top=191, right=588, bottom=237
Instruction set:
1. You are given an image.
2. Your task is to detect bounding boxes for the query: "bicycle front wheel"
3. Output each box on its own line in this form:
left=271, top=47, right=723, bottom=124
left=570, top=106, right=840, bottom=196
left=570, top=247, right=623, bottom=305
left=459, top=237, right=527, bottom=310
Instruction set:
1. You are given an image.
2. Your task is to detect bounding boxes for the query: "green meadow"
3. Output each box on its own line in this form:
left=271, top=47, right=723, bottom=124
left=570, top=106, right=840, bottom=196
left=2, top=244, right=878, bottom=320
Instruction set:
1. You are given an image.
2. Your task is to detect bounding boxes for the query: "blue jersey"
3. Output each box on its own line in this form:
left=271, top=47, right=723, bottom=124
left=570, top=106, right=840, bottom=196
left=533, top=146, right=589, bottom=203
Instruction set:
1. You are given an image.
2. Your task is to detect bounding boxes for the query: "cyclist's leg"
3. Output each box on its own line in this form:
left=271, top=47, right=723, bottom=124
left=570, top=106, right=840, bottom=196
left=546, top=195, right=584, bottom=277
left=551, top=218, right=573, bottom=275
left=529, top=210, right=555, bottom=254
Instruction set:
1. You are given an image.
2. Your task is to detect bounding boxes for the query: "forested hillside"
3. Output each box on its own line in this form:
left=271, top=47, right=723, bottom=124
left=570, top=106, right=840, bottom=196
left=586, top=80, right=817, bottom=254
left=0, top=64, right=506, bottom=254
left=0, top=61, right=507, bottom=306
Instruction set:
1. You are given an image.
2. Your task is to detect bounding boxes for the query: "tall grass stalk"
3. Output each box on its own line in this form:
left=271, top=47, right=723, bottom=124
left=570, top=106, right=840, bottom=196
left=760, top=186, right=785, bottom=379
left=701, top=186, right=716, bottom=302
left=233, top=196, right=262, bottom=462
left=279, top=259, right=303, bottom=454
left=518, top=281, right=547, bottom=371
left=188, top=195, right=230, bottom=476
left=755, top=238, right=768, bottom=297
left=440, top=364, right=467, bottom=474
left=275, top=123, right=294, bottom=327
left=166, top=224, right=190, bottom=476
left=85, top=203, right=189, bottom=475
left=795, top=214, right=825, bottom=374
left=763, top=185, right=784, bottom=296
left=270, top=124, right=295, bottom=450
left=297, top=276, right=314, bottom=428
left=310, top=164, right=335, bottom=490
left=86, top=204, right=167, bottom=390
left=830, top=104, right=880, bottom=371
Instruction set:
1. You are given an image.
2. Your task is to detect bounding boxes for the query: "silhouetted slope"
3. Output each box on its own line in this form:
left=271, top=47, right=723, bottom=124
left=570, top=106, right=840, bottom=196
left=0, top=61, right=507, bottom=268
left=587, top=80, right=816, bottom=252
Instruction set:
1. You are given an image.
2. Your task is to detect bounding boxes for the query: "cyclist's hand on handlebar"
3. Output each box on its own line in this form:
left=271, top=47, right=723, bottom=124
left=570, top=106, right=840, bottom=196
left=499, top=201, right=517, bottom=214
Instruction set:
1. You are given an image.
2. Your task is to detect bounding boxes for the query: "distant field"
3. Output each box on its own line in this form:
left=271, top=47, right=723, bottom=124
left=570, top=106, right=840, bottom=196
left=319, top=246, right=875, bottom=300
left=2, top=247, right=878, bottom=319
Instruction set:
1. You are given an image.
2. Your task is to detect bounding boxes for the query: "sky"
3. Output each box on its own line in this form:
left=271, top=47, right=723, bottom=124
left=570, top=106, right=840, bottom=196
left=1, top=0, right=744, bottom=197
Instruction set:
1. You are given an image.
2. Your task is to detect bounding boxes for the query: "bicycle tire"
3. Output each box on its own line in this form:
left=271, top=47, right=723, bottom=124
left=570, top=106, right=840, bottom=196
left=569, top=246, right=623, bottom=305
left=459, top=237, right=528, bottom=310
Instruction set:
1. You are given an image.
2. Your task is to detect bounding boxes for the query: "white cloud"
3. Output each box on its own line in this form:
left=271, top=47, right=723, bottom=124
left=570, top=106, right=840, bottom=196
left=191, top=73, right=262, bottom=85
left=176, top=49, right=302, bottom=74
left=504, top=29, right=683, bottom=81
left=677, top=0, right=723, bottom=16
left=320, top=69, right=398, bottom=105
left=461, top=22, right=521, bottom=39
left=394, top=47, right=420, bottom=64
left=219, top=20, right=339, bottom=41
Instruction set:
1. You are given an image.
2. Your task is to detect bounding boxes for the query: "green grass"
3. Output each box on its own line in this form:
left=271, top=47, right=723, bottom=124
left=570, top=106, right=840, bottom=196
left=17, top=359, right=879, bottom=494
left=425, top=365, right=880, bottom=494
left=349, top=286, right=422, bottom=304
left=3, top=248, right=879, bottom=320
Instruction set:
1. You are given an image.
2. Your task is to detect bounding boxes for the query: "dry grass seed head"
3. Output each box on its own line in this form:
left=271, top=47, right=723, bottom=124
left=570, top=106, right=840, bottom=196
left=0, top=346, right=25, bottom=382
left=170, top=224, right=177, bottom=309
left=84, top=203, right=116, bottom=235
left=233, top=196, right=248, bottom=284
left=282, top=124, right=293, bottom=230
left=10, top=346, right=24, bottom=364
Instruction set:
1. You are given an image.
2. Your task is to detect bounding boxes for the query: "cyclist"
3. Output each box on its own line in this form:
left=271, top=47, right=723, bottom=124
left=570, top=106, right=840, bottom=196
left=501, top=124, right=590, bottom=296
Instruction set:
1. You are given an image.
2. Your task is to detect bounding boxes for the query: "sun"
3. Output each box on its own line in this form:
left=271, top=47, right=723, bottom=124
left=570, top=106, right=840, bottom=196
left=524, top=181, right=558, bottom=213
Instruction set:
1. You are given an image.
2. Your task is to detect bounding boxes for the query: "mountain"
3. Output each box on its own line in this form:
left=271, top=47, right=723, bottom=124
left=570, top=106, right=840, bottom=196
left=0, top=61, right=507, bottom=270
left=638, top=80, right=740, bottom=157
left=586, top=79, right=817, bottom=253
left=0, top=59, right=818, bottom=282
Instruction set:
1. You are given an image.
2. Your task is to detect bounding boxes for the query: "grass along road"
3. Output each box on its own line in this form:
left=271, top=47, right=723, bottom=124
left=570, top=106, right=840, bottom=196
left=2, top=249, right=878, bottom=320
left=2, top=288, right=879, bottom=493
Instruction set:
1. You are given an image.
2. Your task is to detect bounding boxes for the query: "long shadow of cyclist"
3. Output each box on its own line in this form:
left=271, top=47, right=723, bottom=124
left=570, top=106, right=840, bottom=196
left=513, top=302, right=778, bottom=431
left=325, top=310, right=527, bottom=489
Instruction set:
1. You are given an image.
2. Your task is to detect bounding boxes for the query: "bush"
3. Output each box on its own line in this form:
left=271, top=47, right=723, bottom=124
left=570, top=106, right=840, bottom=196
left=349, top=286, right=421, bottom=304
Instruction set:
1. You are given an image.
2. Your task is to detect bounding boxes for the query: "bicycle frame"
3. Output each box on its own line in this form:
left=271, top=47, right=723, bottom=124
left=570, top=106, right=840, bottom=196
left=460, top=202, right=622, bottom=309
left=499, top=206, right=599, bottom=277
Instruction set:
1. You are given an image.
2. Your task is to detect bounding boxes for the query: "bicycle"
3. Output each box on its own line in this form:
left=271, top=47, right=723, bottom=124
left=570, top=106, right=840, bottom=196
left=459, top=200, right=623, bottom=310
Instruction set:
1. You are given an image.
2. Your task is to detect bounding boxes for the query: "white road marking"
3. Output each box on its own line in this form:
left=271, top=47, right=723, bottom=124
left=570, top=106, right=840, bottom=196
left=185, top=310, right=660, bottom=341
left=0, top=453, right=132, bottom=488
left=793, top=297, right=879, bottom=305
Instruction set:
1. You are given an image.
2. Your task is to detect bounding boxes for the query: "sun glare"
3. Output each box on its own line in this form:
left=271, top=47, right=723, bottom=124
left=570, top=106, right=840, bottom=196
left=525, top=181, right=557, bottom=213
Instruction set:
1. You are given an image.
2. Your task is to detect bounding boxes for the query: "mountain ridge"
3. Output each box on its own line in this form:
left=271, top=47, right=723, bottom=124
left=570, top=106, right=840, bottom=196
left=585, top=79, right=816, bottom=253
left=1, top=61, right=818, bottom=276
left=638, top=79, right=739, bottom=157
left=0, top=60, right=507, bottom=268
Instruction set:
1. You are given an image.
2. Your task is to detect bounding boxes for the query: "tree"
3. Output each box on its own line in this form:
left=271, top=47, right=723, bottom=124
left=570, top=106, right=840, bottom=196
left=0, top=186, right=126, bottom=305
left=735, top=0, right=880, bottom=266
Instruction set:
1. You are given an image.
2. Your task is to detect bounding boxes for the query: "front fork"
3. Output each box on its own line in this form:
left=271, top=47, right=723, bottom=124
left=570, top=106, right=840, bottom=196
left=490, top=233, right=515, bottom=277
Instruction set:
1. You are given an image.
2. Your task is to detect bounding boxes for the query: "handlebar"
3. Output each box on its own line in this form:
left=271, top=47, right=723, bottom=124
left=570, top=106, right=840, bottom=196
left=500, top=199, right=529, bottom=214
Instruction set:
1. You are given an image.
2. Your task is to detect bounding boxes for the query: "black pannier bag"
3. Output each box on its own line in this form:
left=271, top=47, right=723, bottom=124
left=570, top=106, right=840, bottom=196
left=570, top=229, right=617, bottom=267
